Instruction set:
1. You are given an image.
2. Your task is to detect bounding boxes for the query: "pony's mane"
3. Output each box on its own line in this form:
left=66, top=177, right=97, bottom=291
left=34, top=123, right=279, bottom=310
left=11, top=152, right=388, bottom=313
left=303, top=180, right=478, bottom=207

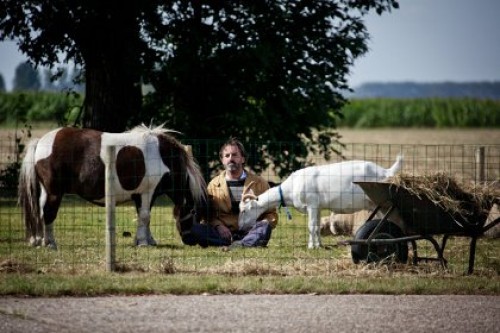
left=129, top=123, right=207, bottom=204
left=128, top=123, right=182, bottom=136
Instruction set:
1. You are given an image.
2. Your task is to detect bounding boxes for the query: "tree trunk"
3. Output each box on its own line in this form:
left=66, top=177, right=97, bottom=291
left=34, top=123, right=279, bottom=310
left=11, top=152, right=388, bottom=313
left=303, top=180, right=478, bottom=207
left=80, top=9, right=143, bottom=133
left=82, top=54, right=142, bottom=132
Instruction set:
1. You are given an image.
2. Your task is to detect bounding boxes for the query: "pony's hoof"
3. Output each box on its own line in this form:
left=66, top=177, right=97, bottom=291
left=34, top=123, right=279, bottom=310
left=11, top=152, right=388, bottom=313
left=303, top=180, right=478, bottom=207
left=135, top=239, right=151, bottom=247
left=46, top=243, right=58, bottom=250
left=44, top=240, right=58, bottom=250
left=29, top=236, right=42, bottom=247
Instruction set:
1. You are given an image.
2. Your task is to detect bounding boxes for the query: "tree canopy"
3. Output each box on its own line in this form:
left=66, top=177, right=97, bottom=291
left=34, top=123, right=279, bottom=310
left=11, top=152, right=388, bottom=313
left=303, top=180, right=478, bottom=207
left=0, top=0, right=399, bottom=177
left=0, top=74, right=5, bottom=92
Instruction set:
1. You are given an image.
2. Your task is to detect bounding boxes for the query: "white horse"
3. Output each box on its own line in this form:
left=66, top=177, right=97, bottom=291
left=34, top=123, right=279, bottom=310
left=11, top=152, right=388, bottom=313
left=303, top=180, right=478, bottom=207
left=239, top=156, right=403, bottom=248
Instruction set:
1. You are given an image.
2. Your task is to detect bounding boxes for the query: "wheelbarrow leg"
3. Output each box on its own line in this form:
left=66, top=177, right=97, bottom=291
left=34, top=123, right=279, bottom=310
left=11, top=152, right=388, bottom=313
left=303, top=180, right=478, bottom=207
left=426, top=236, right=447, bottom=270
left=438, top=235, right=451, bottom=269
left=468, top=237, right=477, bottom=275
left=410, top=240, right=418, bottom=266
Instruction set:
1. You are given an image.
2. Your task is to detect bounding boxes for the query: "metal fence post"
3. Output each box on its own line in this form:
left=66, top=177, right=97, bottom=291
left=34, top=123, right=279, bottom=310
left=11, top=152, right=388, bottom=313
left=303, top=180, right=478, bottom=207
left=105, top=145, right=116, bottom=272
left=475, top=146, right=485, bottom=183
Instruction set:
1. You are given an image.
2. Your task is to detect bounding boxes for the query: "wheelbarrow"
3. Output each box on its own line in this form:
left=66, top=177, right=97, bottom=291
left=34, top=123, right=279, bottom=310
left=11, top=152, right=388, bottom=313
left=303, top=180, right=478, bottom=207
left=341, top=181, right=500, bottom=274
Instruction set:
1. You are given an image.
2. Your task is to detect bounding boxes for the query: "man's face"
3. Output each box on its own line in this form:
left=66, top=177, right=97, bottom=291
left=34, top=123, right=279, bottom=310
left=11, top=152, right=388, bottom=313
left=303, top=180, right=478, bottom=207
left=221, top=144, right=245, bottom=173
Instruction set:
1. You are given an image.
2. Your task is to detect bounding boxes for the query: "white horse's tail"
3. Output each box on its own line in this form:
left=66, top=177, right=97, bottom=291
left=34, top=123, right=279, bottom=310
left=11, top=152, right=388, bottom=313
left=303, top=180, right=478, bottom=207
left=18, top=138, right=42, bottom=244
left=386, top=154, right=404, bottom=177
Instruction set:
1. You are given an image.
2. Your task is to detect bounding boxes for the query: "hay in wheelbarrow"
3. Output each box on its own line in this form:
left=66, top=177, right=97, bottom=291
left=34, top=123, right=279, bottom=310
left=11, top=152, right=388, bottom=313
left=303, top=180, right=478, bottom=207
left=390, top=173, right=499, bottom=222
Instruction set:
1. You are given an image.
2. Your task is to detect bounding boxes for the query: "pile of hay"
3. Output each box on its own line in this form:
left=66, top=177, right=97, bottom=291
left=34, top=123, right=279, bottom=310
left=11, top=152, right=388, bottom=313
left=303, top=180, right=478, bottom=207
left=389, top=173, right=499, bottom=219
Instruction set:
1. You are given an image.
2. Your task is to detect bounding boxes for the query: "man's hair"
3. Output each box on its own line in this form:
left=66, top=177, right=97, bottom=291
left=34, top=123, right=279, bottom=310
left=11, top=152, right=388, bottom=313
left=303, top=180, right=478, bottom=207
left=219, top=137, right=247, bottom=160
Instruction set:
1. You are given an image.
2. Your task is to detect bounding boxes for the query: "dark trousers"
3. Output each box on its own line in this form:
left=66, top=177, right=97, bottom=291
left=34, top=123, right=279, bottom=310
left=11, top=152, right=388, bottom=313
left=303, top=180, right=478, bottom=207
left=182, top=221, right=272, bottom=248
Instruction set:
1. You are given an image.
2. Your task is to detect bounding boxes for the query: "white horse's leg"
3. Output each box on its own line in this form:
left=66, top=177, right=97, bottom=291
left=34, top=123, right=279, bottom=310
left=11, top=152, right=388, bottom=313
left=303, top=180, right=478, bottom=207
left=307, top=205, right=322, bottom=249
left=305, top=191, right=322, bottom=249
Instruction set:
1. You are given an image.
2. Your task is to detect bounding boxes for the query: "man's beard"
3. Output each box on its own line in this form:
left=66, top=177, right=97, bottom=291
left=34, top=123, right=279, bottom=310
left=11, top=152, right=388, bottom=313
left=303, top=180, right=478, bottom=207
left=226, top=162, right=240, bottom=172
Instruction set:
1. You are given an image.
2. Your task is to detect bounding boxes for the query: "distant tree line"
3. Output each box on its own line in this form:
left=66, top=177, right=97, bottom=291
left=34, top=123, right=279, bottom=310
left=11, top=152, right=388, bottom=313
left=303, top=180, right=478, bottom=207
left=351, top=82, right=500, bottom=100
left=0, top=62, right=84, bottom=93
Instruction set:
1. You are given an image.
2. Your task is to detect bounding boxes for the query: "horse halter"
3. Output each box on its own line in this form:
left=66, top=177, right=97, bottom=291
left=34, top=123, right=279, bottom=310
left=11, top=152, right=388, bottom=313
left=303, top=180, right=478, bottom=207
left=179, top=208, right=197, bottom=236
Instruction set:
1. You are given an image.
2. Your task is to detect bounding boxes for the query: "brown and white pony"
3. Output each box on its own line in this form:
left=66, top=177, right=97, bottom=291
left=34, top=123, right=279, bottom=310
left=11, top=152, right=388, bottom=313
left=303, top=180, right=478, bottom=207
left=18, top=124, right=209, bottom=249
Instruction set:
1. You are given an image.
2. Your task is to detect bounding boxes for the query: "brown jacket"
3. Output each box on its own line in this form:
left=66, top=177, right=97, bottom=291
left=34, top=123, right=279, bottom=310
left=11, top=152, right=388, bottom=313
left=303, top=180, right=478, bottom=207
left=207, top=171, right=278, bottom=232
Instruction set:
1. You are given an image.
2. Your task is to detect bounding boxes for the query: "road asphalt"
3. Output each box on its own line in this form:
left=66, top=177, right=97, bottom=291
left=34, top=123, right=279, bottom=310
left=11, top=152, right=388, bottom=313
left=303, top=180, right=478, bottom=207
left=1, top=294, right=498, bottom=332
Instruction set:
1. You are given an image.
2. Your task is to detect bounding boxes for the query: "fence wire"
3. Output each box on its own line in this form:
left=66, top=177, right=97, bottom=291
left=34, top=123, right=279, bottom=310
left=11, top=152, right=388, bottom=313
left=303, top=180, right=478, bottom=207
left=1, top=137, right=498, bottom=276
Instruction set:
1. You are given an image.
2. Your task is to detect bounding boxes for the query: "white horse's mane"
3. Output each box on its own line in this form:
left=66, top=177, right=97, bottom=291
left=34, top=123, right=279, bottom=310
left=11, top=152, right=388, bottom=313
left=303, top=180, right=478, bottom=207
left=128, top=123, right=182, bottom=136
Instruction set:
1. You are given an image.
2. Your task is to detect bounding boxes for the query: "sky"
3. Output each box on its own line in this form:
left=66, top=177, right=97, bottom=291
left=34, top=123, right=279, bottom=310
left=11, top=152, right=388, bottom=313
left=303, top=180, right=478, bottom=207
left=0, top=0, right=499, bottom=91
left=348, top=0, right=500, bottom=86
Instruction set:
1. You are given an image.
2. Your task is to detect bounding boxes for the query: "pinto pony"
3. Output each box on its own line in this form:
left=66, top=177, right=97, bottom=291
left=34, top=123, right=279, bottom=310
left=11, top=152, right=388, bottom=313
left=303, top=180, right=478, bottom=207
left=18, top=124, right=209, bottom=249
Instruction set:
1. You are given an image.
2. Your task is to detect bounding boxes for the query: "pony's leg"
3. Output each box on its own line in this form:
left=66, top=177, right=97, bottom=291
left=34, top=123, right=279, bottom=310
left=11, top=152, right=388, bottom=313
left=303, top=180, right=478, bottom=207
left=307, top=205, right=322, bottom=249
left=43, top=223, right=57, bottom=250
left=135, top=207, right=154, bottom=246
left=26, top=200, right=42, bottom=247
left=40, top=191, right=62, bottom=250
left=29, top=187, right=49, bottom=247
left=134, top=194, right=156, bottom=246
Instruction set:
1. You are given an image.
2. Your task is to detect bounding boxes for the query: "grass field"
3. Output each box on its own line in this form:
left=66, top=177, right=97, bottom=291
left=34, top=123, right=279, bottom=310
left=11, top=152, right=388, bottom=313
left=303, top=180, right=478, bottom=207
left=1, top=127, right=499, bottom=295
left=1, top=194, right=499, bottom=295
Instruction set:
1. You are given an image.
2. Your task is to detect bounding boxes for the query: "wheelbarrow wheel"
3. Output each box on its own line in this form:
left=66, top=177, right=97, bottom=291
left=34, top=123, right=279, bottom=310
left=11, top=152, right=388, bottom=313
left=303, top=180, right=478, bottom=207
left=351, top=219, right=409, bottom=264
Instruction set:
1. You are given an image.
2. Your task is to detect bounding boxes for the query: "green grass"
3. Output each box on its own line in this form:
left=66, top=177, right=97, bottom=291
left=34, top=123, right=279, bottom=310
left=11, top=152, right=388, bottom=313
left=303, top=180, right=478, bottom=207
left=2, top=273, right=498, bottom=296
left=1, top=196, right=499, bottom=296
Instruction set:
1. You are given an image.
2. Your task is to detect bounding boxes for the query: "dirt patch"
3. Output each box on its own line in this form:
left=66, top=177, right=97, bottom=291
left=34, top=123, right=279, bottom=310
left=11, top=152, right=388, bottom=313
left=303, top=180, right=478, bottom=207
left=338, top=128, right=500, bottom=145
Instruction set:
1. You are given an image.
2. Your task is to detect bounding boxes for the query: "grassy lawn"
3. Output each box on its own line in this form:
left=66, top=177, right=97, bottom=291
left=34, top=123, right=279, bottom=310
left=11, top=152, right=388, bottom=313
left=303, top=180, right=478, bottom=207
left=1, top=196, right=499, bottom=296
left=1, top=126, right=499, bottom=295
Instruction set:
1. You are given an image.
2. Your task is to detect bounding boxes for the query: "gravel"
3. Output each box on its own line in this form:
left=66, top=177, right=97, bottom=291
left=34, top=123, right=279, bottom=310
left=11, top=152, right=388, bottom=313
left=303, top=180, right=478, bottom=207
left=1, top=294, right=499, bottom=332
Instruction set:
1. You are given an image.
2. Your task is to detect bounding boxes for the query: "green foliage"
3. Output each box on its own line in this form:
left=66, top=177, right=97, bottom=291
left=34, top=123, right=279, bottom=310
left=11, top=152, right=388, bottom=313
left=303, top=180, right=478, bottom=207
left=0, top=0, right=400, bottom=173
left=142, top=1, right=400, bottom=177
left=0, top=92, right=83, bottom=125
left=0, top=124, right=31, bottom=196
left=338, top=98, right=500, bottom=128
left=0, top=74, right=5, bottom=92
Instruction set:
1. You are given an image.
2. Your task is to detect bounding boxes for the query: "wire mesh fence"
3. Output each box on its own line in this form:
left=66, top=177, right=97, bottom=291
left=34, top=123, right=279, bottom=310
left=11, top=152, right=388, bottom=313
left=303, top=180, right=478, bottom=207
left=0, top=134, right=498, bottom=276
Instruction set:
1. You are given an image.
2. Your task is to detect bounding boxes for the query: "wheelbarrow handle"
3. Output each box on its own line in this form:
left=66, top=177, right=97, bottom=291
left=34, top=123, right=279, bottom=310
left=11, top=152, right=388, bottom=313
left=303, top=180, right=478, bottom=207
left=366, top=205, right=396, bottom=243
left=482, top=217, right=500, bottom=234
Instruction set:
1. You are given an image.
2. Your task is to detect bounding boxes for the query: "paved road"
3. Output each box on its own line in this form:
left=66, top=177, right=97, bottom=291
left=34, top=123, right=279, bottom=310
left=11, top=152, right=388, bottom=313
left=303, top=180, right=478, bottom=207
left=1, top=295, right=498, bottom=332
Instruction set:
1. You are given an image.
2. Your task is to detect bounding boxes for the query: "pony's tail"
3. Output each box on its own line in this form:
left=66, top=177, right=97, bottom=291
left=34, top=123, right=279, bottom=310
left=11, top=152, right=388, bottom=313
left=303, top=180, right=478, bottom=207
left=18, top=138, right=42, bottom=245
